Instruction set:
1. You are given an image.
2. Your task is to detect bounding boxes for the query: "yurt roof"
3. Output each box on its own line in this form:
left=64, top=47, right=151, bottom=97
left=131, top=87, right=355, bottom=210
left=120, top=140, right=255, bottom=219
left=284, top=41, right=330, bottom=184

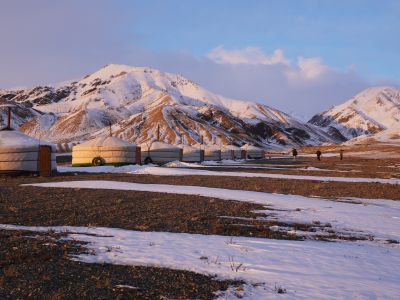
left=0, top=130, right=55, bottom=151
left=182, top=144, right=202, bottom=151
left=204, top=145, right=223, bottom=151
left=75, top=136, right=136, bottom=148
left=241, top=144, right=264, bottom=150
left=225, top=145, right=242, bottom=150
left=141, top=141, right=182, bottom=151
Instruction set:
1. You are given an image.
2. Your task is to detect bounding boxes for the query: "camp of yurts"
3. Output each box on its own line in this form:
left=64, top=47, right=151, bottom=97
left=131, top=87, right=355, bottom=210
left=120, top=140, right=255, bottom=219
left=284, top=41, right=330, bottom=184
left=225, top=145, right=246, bottom=160
left=0, top=129, right=57, bottom=175
left=203, top=145, right=222, bottom=161
left=182, top=145, right=204, bottom=163
left=241, top=144, right=265, bottom=159
left=72, top=136, right=141, bottom=167
left=140, top=141, right=183, bottom=165
left=209, top=145, right=234, bottom=160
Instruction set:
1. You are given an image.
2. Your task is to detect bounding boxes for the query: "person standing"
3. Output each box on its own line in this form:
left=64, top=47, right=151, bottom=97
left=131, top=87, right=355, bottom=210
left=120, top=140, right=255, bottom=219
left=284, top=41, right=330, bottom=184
left=340, top=149, right=344, bottom=160
left=292, top=148, right=298, bottom=160
left=316, top=150, right=322, bottom=161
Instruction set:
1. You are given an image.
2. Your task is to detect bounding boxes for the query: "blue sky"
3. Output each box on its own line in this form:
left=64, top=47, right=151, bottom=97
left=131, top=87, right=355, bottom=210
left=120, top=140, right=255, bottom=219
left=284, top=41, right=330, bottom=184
left=131, top=0, right=399, bottom=79
left=0, top=0, right=399, bottom=118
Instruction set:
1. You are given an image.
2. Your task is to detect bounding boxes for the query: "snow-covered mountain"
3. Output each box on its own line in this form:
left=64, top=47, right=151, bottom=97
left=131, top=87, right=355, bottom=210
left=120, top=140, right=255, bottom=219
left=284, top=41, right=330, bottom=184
left=1, top=64, right=334, bottom=150
left=308, top=87, right=400, bottom=142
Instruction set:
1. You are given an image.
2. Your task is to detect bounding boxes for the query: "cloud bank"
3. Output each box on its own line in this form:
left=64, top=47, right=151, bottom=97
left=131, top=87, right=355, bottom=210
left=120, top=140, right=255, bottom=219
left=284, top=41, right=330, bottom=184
left=124, top=46, right=369, bottom=119
left=0, top=1, right=392, bottom=119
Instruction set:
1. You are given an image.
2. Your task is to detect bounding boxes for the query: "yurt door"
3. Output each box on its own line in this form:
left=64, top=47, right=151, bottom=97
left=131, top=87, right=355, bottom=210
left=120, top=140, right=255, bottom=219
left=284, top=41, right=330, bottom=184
left=241, top=150, right=246, bottom=159
left=136, top=146, right=142, bottom=165
left=38, top=145, right=52, bottom=177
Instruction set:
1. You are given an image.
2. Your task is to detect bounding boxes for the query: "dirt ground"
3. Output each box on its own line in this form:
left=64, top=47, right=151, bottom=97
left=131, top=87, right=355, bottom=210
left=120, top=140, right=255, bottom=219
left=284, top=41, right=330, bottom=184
left=1, top=176, right=336, bottom=240
left=1, top=153, right=399, bottom=299
left=200, top=155, right=400, bottom=179
left=0, top=230, right=241, bottom=299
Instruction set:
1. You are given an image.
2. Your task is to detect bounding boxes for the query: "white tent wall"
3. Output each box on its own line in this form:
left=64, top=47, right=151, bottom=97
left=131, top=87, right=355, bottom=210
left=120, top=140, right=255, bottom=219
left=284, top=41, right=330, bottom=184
left=0, top=131, right=56, bottom=173
left=72, top=151, right=138, bottom=166
left=182, top=146, right=204, bottom=163
left=220, top=149, right=234, bottom=160
left=72, top=137, right=140, bottom=167
left=241, top=144, right=265, bottom=159
left=140, top=141, right=183, bottom=165
left=0, top=150, right=56, bottom=172
left=203, top=148, right=222, bottom=161
left=225, top=145, right=246, bottom=160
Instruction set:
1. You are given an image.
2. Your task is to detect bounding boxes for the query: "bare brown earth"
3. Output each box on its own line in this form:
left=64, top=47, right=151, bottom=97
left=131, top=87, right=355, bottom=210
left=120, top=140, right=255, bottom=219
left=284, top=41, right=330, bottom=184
left=0, top=230, right=242, bottom=299
left=1, top=177, right=335, bottom=240
left=202, top=155, right=400, bottom=179
left=1, top=153, right=399, bottom=299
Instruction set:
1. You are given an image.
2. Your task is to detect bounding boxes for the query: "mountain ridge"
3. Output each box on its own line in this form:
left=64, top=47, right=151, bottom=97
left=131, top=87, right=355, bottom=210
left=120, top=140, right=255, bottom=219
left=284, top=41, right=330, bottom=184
left=308, top=86, right=400, bottom=144
left=0, top=64, right=341, bottom=150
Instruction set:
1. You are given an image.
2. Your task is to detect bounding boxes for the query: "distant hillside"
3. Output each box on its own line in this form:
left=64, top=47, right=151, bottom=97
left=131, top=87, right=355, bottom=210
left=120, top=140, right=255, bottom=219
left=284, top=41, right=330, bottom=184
left=309, top=87, right=400, bottom=143
left=0, top=64, right=335, bottom=150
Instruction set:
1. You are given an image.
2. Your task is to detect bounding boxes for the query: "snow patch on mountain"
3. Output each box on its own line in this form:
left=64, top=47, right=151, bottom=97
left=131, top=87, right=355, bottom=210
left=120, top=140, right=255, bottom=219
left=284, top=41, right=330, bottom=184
left=1, top=64, right=335, bottom=150
left=309, top=86, right=400, bottom=142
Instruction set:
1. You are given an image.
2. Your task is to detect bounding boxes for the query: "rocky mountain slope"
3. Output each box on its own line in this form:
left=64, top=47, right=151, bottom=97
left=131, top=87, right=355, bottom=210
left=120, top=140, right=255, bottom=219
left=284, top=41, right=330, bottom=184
left=0, top=64, right=335, bottom=151
left=308, top=87, right=400, bottom=142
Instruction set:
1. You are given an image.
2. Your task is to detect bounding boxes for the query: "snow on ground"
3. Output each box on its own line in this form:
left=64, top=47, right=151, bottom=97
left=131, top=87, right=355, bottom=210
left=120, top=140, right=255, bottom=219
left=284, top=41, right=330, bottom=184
left=201, top=159, right=246, bottom=165
left=57, top=164, right=400, bottom=185
left=1, top=224, right=399, bottom=299
left=24, top=181, right=400, bottom=241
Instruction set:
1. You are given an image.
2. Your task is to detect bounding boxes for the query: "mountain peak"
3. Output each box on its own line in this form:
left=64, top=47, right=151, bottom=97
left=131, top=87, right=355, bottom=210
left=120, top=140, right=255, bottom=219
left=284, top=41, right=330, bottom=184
left=309, top=86, right=400, bottom=141
left=1, top=64, right=336, bottom=150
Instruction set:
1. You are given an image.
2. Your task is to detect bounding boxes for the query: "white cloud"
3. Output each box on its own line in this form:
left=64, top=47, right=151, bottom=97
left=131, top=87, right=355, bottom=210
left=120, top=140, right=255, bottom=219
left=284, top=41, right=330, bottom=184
left=296, top=56, right=329, bottom=79
left=207, top=46, right=291, bottom=66
left=132, top=48, right=368, bottom=118
left=207, top=46, right=332, bottom=82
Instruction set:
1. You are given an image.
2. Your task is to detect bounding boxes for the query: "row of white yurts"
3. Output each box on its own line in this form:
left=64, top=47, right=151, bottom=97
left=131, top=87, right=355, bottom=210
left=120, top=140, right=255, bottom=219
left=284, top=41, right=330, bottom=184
left=182, top=144, right=265, bottom=162
left=0, top=131, right=266, bottom=171
left=0, top=105, right=265, bottom=172
left=72, top=138, right=182, bottom=166
left=71, top=136, right=266, bottom=166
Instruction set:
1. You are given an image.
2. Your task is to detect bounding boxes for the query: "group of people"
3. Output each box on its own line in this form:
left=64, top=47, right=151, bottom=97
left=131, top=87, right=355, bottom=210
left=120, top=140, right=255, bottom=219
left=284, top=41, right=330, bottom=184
left=291, top=148, right=344, bottom=161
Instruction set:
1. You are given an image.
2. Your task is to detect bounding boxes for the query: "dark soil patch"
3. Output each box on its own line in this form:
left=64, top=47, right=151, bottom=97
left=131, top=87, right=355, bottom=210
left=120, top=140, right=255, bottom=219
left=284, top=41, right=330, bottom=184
left=198, top=155, right=400, bottom=179
left=0, top=230, right=241, bottom=299
left=0, top=177, right=305, bottom=240
left=9, top=171, right=397, bottom=201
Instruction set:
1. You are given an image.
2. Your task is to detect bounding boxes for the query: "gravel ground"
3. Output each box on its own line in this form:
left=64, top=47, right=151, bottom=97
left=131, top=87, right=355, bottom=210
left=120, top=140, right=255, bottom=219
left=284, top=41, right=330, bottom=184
left=1, top=177, right=323, bottom=240
left=1, top=155, right=398, bottom=299
left=199, top=156, right=400, bottom=179
left=3, top=170, right=398, bottom=201
left=0, top=230, right=242, bottom=299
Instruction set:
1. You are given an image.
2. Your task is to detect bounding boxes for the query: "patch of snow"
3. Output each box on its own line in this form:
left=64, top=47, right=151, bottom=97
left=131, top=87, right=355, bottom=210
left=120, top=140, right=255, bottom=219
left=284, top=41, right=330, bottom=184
left=23, top=180, right=400, bottom=241
left=1, top=224, right=399, bottom=299
left=57, top=165, right=400, bottom=185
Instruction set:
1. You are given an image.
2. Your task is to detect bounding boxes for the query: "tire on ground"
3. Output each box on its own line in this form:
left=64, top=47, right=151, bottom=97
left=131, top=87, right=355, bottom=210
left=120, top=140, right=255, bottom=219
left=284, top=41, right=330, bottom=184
left=92, top=156, right=105, bottom=166
left=144, top=157, right=153, bottom=165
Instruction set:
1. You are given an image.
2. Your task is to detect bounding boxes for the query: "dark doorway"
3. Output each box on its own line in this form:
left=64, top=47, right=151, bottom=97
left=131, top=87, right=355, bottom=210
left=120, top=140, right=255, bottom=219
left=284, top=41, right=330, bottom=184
left=38, top=145, right=52, bottom=177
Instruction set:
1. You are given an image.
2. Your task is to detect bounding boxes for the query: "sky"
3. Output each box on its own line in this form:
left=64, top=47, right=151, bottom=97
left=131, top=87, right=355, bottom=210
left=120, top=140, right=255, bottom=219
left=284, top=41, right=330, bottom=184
left=0, top=0, right=399, bottom=119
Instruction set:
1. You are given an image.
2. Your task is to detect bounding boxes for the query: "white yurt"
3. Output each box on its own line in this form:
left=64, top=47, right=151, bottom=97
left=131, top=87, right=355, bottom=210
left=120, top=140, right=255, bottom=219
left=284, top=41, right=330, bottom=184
left=203, top=145, right=222, bottom=161
left=72, top=136, right=141, bottom=167
left=0, top=130, right=57, bottom=175
left=225, top=145, right=246, bottom=160
left=209, top=145, right=234, bottom=160
left=241, top=144, right=265, bottom=159
left=140, top=141, right=183, bottom=165
left=182, top=145, right=204, bottom=163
